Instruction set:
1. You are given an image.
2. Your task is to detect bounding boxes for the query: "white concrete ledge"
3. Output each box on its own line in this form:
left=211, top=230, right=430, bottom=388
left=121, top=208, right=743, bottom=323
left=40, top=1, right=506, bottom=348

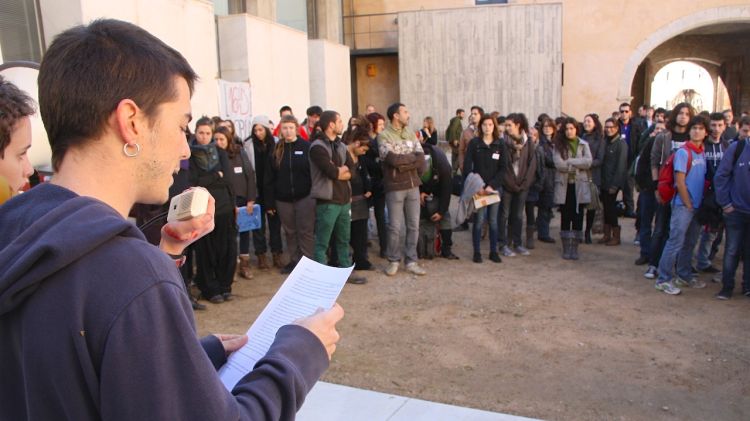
left=298, top=382, right=542, bottom=421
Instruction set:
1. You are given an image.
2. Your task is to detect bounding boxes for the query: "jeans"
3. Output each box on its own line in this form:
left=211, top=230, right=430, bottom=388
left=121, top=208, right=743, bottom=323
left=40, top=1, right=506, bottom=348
left=537, top=205, right=553, bottom=239
left=637, top=190, right=657, bottom=259
left=695, top=228, right=718, bottom=270
left=657, top=205, right=701, bottom=283
left=371, top=191, right=388, bottom=255
left=720, top=211, right=750, bottom=292
left=623, top=175, right=635, bottom=213
left=649, top=203, right=671, bottom=267
left=473, top=201, right=499, bottom=253
left=313, top=202, right=352, bottom=267
left=499, top=190, right=528, bottom=248
left=350, top=218, right=370, bottom=267
left=525, top=201, right=537, bottom=229
left=385, top=188, right=421, bottom=264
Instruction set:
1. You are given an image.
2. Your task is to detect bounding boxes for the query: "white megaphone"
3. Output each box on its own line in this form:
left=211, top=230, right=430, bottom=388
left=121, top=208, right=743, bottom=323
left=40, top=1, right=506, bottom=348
left=0, top=61, right=52, bottom=177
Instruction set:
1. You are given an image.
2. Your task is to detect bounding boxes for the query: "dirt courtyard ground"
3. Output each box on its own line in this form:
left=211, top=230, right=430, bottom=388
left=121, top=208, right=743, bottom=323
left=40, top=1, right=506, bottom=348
left=195, top=214, right=750, bottom=421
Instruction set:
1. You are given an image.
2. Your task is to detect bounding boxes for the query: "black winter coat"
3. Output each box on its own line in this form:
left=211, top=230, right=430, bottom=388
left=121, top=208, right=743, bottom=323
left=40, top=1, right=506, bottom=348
left=264, top=139, right=312, bottom=208
left=463, top=137, right=507, bottom=191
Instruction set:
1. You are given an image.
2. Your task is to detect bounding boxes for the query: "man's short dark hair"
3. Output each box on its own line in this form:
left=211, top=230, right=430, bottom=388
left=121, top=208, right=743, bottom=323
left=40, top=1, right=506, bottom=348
left=738, top=116, right=750, bottom=128
left=455, top=108, right=464, bottom=115
left=279, top=105, right=292, bottom=115
left=38, top=19, right=197, bottom=171
left=619, top=102, right=631, bottom=110
left=709, top=112, right=725, bottom=122
left=0, top=76, right=35, bottom=158
left=386, top=102, right=405, bottom=121
left=314, top=110, right=339, bottom=139
left=655, top=107, right=667, bottom=116
left=687, top=115, right=709, bottom=132
left=306, top=106, right=322, bottom=117
left=195, top=116, right=213, bottom=131
left=470, top=105, right=485, bottom=116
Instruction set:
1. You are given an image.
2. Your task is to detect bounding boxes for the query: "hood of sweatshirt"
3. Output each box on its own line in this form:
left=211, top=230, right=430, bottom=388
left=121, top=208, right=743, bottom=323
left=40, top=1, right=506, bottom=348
left=0, top=183, right=143, bottom=316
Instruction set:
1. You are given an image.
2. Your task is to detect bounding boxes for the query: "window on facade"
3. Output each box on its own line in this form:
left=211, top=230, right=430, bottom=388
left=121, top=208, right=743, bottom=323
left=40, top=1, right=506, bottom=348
left=0, top=0, right=43, bottom=63
left=277, top=0, right=307, bottom=33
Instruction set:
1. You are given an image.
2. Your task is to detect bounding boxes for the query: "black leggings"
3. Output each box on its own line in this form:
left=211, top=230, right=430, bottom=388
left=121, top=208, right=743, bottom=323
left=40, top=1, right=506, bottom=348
left=561, top=183, right=585, bottom=231
left=350, top=219, right=369, bottom=267
left=601, top=189, right=619, bottom=226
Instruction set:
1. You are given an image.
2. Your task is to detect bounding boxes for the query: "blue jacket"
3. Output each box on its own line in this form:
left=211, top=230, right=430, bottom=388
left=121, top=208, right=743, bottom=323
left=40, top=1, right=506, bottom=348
left=714, top=139, right=750, bottom=214
left=0, top=183, right=328, bottom=420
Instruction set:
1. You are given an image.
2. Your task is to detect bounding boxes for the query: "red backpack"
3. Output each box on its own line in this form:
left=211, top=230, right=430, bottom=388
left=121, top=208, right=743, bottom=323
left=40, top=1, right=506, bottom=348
left=657, top=145, right=692, bottom=203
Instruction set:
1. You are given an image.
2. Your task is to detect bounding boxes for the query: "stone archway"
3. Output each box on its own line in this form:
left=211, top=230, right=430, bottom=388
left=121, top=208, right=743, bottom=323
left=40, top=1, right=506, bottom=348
left=617, top=5, right=750, bottom=102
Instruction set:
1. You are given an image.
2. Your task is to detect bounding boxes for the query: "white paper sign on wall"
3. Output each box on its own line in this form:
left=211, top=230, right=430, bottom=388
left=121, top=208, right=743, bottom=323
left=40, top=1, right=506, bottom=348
left=218, top=80, right=253, bottom=140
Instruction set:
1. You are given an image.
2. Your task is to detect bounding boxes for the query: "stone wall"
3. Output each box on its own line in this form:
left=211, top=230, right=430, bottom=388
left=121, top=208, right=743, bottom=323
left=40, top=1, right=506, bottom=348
left=398, top=4, right=562, bottom=137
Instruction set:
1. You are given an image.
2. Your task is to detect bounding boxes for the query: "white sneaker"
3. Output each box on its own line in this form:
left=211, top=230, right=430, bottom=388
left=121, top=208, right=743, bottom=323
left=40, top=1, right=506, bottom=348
left=385, top=261, right=399, bottom=276
left=644, top=265, right=657, bottom=279
left=501, top=246, right=516, bottom=257
left=655, top=281, right=681, bottom=295
left=405, top=262, right=427, bottom=276
left=515, top=246, right=531, bottom=256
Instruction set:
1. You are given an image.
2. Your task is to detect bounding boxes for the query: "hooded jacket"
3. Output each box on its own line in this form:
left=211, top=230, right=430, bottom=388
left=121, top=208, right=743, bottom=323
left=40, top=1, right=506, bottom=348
left=0, top=183, right=328, bottom=420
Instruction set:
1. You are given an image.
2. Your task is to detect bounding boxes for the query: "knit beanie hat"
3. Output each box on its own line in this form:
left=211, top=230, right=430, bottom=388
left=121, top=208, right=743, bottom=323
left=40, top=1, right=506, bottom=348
left=251, top=115, right=272, bottom=130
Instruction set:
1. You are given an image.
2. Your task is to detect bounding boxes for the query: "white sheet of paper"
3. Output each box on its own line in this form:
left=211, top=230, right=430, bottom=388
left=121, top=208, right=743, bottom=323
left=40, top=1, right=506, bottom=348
left=218, top=256, right=353, bottom=391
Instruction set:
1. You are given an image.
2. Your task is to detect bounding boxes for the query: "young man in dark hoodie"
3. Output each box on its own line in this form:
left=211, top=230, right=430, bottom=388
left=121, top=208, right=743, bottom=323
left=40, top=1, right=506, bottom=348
left=693, top=112, right=728, bottom=273
left=0, top=19, right=343, bottom=420
left=714, top=116, right=750, bottom=299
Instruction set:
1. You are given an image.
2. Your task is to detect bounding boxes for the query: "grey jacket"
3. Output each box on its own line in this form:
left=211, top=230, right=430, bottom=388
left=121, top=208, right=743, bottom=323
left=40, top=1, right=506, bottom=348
left=309, top=138, right=350, bottom=202
left=553, top=138, right=592, bottom=205
left=650, top=131, right=692, bottom=173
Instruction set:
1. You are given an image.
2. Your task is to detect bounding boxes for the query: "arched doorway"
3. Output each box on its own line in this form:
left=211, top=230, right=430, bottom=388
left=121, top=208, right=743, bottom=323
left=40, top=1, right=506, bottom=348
left=618, top=6, right=750, bottom=113
left=649, top=61, right=721, bottom=112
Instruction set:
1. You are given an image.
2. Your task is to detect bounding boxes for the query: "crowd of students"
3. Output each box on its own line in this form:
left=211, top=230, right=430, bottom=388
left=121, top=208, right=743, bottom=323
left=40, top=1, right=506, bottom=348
left=160, top=99, right=749, bottom=308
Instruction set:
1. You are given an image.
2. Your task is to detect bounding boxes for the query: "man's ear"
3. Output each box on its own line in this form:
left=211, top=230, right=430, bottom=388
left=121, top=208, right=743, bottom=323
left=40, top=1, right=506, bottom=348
left=112, top=99, right=143, bottom=145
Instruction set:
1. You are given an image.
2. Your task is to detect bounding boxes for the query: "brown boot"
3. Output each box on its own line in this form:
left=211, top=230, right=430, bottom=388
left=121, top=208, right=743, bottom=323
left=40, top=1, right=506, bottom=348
left=257, top=254, right=270, bottom=270
left=606, top=225, right=621, bottom=246
left=525, top=227, right=535, bottom=250
left=238, top=255, right=253, bottom=279
left=597, top=224, right=612, bottom=244
left=272, top=252, right=284, bottom=268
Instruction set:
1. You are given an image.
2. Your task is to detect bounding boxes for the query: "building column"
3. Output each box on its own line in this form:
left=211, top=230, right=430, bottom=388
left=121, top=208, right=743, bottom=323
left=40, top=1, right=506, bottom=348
left=244, top=0, right=276, bottom=21
left=307, top=0, right=342, bottom=44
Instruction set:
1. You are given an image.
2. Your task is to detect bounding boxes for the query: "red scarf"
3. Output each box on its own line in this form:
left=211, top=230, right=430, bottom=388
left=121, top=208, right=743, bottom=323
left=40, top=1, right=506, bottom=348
left=684, top=141, right=704, bottom=154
